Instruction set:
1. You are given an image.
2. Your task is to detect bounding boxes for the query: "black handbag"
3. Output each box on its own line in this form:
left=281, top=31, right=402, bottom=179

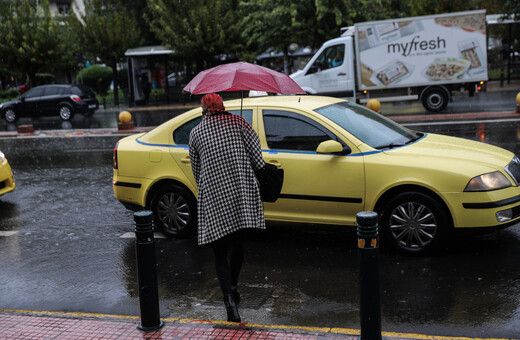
left=255, top=163, right=284, bottom=203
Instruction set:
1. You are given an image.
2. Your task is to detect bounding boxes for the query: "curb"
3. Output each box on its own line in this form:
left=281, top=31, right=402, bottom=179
left=0, top=309, right=515, bottom=340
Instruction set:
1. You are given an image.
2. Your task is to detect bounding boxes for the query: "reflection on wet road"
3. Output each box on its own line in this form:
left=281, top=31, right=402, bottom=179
left=0, top=119, right=519, bottom=338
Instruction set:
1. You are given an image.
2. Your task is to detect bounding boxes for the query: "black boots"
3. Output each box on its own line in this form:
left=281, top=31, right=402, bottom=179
left=223, top=295, right=241, bottom=322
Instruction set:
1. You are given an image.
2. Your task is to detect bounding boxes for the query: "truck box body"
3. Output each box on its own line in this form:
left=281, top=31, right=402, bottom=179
left=290, top=10, right=488, bottom=112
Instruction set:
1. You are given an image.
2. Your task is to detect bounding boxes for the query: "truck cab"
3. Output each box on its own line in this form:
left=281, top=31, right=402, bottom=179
left=290, top=36, right=356, bottom=97
left=291, top=10, right=488, bottom=113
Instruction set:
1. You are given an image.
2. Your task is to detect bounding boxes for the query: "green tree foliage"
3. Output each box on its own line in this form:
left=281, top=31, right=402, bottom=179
left=407, top=0, right=506, bottom=16
left=502, top=0, right=520, bottom=19
left=71, top=0, right=142, bottom=105
left=76, top=64, right=113, bottom=95
left=146, top=0, right=244, bottom=75
left=239, top=0, right=410, bottom=73
left=240, top=0, right=303, bottom=74
left=0, top=0, right=70, bottom=86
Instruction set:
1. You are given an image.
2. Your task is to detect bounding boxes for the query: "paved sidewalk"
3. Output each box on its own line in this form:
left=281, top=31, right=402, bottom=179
left=1, top=309, right=515, bottom=340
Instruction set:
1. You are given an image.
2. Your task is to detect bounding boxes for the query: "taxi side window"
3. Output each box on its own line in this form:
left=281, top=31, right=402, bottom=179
left=173, top=117, right=202, bottom=145
left=229, top=109, right=253, bottom=126
left=173, top=110, right=253, bottom=145
left=263, top=110, right=338, bottom=151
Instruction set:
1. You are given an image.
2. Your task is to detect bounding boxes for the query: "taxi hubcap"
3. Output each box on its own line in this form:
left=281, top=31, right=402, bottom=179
left=156, top=192, right=189, bottom=232
left=389, top=202, right=437, bottom=249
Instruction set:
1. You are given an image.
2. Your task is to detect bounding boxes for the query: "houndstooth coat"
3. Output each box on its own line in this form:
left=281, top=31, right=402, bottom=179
left=189, top=112, right=266, bottom=245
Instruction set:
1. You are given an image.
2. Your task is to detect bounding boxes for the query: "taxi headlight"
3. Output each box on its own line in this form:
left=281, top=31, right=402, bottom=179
left=0, top=151, right=4, bottom=162
left=464, top=171, right=511, bottom=192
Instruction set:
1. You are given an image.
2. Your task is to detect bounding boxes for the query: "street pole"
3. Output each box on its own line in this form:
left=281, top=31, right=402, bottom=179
left=357, top=211, right=382, bottom=340
left=134, top=211, right=164, bottom=331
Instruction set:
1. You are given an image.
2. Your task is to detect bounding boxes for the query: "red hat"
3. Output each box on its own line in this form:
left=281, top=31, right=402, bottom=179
left=201, top=93, right=225, bottom=114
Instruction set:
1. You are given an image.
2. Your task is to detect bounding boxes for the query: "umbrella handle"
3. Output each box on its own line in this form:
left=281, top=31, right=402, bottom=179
left=240, top=90, right=243, bottom=117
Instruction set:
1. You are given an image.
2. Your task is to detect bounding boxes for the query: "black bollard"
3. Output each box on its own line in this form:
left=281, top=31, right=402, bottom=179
left=134, top=211, right=164, bottom=331
left=357, top=211, right=382, bottom=340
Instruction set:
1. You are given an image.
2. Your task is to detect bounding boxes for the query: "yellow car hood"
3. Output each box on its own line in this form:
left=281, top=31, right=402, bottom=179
left=385, top=133, right=514, bottom=174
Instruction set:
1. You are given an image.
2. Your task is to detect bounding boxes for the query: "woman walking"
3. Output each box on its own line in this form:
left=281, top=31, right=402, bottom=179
left=189, top=93, right=266, bottom=322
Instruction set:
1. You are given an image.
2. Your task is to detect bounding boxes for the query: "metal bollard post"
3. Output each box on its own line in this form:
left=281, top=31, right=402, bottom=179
left=134, top=211, right=164, bottom=331
left=357, top=211, right=382, bottom=340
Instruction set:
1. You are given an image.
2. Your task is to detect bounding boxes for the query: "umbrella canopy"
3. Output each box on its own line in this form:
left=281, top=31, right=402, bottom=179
left=183, top=62, right=306, bottom=95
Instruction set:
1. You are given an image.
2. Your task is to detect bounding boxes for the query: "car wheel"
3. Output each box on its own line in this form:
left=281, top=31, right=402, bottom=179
left=58, top=105, right=74, bottom=121
left=421, top=88, right=448, bottom=112
left=151, top=183, right=197, bottom=238
left=380, top=191, right=450, bottom=254
left=3, top=108, right=16, bottom=123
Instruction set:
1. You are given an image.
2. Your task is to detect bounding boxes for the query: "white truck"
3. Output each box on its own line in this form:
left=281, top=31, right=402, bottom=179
left=290, top=10, right=488, bottom=112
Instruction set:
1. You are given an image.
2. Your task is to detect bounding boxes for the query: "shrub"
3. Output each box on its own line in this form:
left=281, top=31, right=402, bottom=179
left=77, top=64, right=113, bottom=95
left=0, top=88, right=20, bottom=99
left=34, top=73, right=55, bottom=86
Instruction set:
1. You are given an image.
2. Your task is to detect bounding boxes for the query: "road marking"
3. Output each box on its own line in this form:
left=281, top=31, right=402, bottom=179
left=0, top=231, right=18, bottom=237
left=120, top=232, right=167, bottom=239
left=403, top=117, right=520, bottom=127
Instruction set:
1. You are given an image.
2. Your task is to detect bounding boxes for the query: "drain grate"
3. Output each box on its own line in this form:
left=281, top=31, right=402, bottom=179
left=209, top=286, right=274, bottom=310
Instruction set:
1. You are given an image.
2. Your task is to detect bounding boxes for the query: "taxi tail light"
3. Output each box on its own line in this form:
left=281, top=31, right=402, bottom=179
left=70, top=95, right=82, bottom=102
left=113, top=142, right=119, bottom=169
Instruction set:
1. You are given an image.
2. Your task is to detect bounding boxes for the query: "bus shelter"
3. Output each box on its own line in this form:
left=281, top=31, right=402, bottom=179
left=125, top=45, right=174, bottom=105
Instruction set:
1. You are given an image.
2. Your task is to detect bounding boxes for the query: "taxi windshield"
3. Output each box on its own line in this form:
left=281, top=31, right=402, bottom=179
left=314, top=101, right=419, bottom=149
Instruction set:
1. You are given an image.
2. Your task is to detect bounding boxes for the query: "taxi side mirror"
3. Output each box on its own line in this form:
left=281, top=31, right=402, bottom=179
left=316, top=140, right=351, bottom=155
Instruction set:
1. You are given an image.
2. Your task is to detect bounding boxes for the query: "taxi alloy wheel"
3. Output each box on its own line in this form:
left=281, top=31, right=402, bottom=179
left=151, top=183, right=197, bottom=238
left=59, top=105, right=74, bottom=121
left=4, top=108, right=16, bottom=123
left=380, top=191, right=449, bottom=254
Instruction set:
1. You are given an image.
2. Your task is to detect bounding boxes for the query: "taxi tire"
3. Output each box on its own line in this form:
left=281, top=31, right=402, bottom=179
left=380, top=191, right=449, bottom=254
left=151, top=183, right=197, bottom=238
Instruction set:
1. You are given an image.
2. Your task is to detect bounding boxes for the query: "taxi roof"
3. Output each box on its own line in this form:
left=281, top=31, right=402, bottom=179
left=223, top=95, right=346, bottom=111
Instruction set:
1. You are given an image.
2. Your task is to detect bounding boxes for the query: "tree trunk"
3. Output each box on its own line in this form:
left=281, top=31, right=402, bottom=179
left=28, top=71, right=36, bottom=87
left=283, top=46, right=289, bottom=74
left=112, top=63, right=119, bottom=106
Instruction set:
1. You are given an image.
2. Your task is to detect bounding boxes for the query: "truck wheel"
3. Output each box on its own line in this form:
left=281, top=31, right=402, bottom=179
left=422, top=88, right=448, bottom=112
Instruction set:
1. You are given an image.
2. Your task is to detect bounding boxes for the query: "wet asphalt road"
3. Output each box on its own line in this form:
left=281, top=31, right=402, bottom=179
left=1, top=96, right=520, bottom=338
left=0, top=88, right=518, bottom=132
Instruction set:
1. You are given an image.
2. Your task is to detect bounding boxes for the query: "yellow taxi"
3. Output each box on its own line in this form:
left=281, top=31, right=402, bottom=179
left=0, top=150, right=15, bottom=197
left=113, top=96, right=520, bottom=253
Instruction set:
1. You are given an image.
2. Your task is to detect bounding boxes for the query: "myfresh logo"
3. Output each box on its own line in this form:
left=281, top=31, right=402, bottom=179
left=387, top=35, right=446, bottom=56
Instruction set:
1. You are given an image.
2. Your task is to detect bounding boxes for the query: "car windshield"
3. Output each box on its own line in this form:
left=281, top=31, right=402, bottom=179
left=314, top=101, right=419, bottom=149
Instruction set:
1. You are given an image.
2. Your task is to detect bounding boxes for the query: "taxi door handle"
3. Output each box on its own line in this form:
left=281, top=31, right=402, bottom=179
left=181, top=156, right=190, bottom=164
left=267, top=161, right=282, bottom=168
left=337, top=72, right=347, bottom=76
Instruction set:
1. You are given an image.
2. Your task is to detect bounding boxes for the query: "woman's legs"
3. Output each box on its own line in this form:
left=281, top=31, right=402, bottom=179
left=213, top=243, right=244, bottom=296
left=213, top=244, right=243, bottom=322
left=230, top=243, right=243, bottom=287
left=213, top=246, right=232, bottom=296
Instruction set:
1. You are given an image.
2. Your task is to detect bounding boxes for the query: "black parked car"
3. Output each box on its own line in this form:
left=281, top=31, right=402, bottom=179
left=0, top=84, right=99, bottom=123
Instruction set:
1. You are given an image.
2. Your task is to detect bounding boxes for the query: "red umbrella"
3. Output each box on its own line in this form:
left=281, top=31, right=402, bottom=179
left=183, top=62, right=306, bottom=95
